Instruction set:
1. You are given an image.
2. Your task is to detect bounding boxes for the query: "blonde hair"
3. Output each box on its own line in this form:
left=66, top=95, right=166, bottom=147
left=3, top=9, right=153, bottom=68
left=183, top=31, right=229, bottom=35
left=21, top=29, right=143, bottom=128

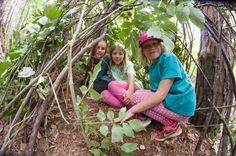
left=110, top=43, right=127, bottom=73
left=140, top=42, right=166, bottom=64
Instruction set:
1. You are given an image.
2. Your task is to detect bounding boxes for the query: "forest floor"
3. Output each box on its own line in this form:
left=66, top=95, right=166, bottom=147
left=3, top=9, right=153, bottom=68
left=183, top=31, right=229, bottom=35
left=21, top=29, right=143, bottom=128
left=0, top=69, right=217, bottom=156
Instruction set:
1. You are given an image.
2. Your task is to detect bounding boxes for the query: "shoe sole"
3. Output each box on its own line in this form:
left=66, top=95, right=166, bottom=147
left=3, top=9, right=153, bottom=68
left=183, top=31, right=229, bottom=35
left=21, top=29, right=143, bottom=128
left=155, top=127, right=183, bottom=141
left=142, top=119, right=152, bottom=127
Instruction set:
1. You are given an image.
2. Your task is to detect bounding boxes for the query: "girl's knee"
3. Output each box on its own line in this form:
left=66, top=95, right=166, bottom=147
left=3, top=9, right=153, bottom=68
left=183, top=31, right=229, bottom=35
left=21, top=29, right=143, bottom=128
left=101, top=90, right=109, bottom=97
left=130, top=93, right=142, bottom=104
left=108, top=81, right=118, bottom=90
left=108, top=81, right=127, bottom=91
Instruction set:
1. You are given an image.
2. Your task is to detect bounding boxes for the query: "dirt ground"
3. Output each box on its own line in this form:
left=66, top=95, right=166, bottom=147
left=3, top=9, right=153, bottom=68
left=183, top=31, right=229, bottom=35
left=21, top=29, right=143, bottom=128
left=0, top=70, right=217, bottom=156
left=34, top=98, right=216, bottom=156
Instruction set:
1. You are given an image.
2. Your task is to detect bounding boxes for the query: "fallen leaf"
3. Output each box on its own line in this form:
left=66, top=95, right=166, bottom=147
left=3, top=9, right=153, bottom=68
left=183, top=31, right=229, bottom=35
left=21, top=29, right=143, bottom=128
left=54, top=131, right=59, bottom=140
left=187, top=133, right=195, bottom=141
left=37, top=132, right=42, bottom=139
left=140, top=144, right=146, bottom=150
left=151, top=132, right=156, bottom=140
left=51, top=124, right=57, bottom=129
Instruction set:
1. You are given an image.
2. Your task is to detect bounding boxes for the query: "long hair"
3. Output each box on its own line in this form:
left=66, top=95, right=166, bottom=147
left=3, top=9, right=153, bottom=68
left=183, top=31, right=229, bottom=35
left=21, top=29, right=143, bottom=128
left=140, top=42, right=166, bottom=64
left=109, top=43, right=127, bottom=73
left=87, top=40, right=107, bottom=72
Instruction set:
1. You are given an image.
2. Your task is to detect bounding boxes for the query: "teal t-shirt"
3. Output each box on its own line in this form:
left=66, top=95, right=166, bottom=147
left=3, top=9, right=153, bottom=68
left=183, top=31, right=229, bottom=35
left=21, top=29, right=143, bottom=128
left=109, top=61, right=143, bottom=89
left=149, top=52, right=196, bottom=116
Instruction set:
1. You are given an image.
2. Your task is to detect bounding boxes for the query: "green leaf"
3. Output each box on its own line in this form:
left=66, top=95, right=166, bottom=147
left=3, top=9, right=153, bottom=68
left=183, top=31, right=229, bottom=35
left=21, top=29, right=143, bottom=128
left=89, top=89, right=102, bottom=100
left=89, top=140, right=100, bottom=148
left=0, top=61, right=12, bottom=75
left=107, top=110, right=114, bottom=121
left=7, top=50, right=21, bottom=60
left=18, top=67, right=35, bottom=78
left=99, top=125, right=109, bottom=137
left=166, top=6, right=175, bottom=16
left=84, top=120, right=97, bottom=135
left=176, top=4, right=190, bottom=23
left=189, top=7, right=205, bottom=28
left=121, top=143, right=138, bottom=153
left=163, top=31, right=175, bottom=41
left=25, top=23, right=40, bottom=33
left=111, top=124, right=124, bottom=143
left=89, top=148, right=107, bottom=156
left=89, top=62, right=102, bottom=84
left=142, top=0, right=150, bottom=6
left=128, top=119, right=145, bottom=132
left=80, top=85, right=88, bottom=96
left=129, top=31, right=140, bottom=59
left=163, top=36, right=175, bottom=51
left=119, top=29, right=131, bottom=38
left=37, top=76, right=45, bottom=85
left=1, top=107, right=17, bottom=118
left=121, top=22, right=132, bottom=29
left=36, top=85, right=49, bottom=100
left=157, top=14, right=170, bottom=22
left=122, top=123, right=134, bottom=137
left=147, top=26, right=162, bottom=39
left=161, top=21, right=177, bottom=32
left=81, top=102, right=89, bottom=118
left=44, top=5, right=62, bottom=19
left=88, top=126, right=99, bottom=136
left=76, top=95, right=82, bottom=105
left=83, top=120, right=93, bottom=135
left=100, top=138, right=113, bottom=149
left=121, top=151, right=134, bottom=156
left=119, top=107, right=127, bottom=119
left=38, top=16, right=48, bottom=25
left=97, top=109, right=106, bottom=122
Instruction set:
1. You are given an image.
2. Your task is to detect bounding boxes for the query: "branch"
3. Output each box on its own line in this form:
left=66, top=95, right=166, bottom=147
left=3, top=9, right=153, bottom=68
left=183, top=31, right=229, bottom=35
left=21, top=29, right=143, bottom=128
left=48, top=75, right=69, bottom=124
left=67, top=0, right=88, bottom=144
left=172, top=31, right=213, bottom=89
left=196, top=104, right=236, bottom=111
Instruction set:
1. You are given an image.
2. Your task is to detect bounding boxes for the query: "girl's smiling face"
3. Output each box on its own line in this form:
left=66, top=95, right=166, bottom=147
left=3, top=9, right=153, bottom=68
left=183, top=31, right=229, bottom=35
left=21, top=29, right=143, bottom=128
left=94, top=41, right=106, bottom=59
left=111, top=49, right=124, bottom=65
left=142, top=39, right=162, bottom=63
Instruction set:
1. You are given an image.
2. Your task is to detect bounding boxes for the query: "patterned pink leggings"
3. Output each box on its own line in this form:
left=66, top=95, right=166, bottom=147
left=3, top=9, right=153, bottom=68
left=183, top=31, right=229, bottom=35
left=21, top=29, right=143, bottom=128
left=101, top=81, right=139, bottom=108
left=130, top=90, right=189, bottom=126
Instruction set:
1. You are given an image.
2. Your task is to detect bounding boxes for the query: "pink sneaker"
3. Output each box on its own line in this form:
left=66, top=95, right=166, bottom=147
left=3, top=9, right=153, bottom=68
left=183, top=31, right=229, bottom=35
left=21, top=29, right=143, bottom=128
left=154, top=124, right=182, bottom=141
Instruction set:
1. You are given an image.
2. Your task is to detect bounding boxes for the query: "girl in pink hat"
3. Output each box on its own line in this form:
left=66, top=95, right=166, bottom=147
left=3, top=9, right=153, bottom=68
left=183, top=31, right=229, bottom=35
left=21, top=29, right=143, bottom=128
left=117, top=32, right=196, bottom=141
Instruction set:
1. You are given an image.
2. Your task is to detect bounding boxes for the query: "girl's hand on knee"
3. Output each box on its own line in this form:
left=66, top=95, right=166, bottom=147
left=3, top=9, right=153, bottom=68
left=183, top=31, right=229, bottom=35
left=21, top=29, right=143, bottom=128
left=123, top=90, right=133, bottom=104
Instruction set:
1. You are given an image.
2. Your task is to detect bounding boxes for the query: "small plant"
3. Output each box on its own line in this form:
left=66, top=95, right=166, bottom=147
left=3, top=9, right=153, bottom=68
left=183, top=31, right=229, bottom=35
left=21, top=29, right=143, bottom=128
left=75, top=63, right=146, bottom=155
left=87, top=108, right=145, bottom=156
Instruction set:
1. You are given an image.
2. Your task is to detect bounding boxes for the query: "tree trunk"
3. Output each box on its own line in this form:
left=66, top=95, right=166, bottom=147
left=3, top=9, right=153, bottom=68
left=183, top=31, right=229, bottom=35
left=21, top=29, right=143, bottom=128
left=192, top=5, right=234, bottom=131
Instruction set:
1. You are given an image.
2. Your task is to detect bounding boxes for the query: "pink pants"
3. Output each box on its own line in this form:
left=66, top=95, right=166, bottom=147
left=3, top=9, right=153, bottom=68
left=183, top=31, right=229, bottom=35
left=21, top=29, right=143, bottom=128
left=130, top=90, right=189, bottom=126
left=101, top=81, right=139, bottom=108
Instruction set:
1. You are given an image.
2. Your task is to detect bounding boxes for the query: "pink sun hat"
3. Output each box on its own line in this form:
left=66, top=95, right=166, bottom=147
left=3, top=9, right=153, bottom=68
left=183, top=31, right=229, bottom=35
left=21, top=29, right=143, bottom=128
left=138, top=32, right=163, bottom=47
